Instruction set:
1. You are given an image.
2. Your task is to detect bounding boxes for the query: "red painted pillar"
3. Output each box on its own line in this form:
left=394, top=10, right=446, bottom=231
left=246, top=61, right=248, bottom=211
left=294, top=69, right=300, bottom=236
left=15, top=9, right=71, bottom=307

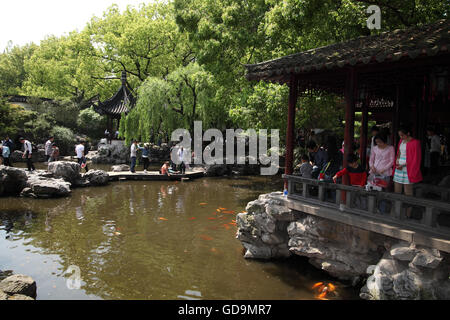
left=284, top=74, right=299, bottom=190
left=343, top=68, right=357, bottom=194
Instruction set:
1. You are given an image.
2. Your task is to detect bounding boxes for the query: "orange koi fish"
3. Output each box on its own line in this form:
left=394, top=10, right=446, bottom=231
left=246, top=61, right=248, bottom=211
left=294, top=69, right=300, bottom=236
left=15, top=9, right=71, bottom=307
left=159, top=217, right=168, bottom=221
left=312, top=282, right=324, bottom=289
left=188, top=217, right=196, bottom=220
left=328, top=283, right=336, bottom=292
left=317, top=290, right=328, bottom=299
left=200, top=235, right=213, bottom=241
left=216, top=209, right=221, bottom=212
left=208, top=217, right=216, bottom=220
left=222, top=210, right=235, bottom=214
left=199, top=203, right=207, bottom=205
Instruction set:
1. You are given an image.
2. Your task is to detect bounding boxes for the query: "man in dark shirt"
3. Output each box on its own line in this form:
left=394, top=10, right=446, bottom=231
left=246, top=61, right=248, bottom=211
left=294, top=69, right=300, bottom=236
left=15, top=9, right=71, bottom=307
left=2, top=136, right=15, bottom=166
left=307, top=141, right=328, bottom=179
left=3, top=136, right=14, bottom=152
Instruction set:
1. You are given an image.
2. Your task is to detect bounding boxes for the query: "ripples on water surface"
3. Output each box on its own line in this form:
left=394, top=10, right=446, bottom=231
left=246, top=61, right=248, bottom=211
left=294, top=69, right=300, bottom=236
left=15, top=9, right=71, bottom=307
left=0, top=175, right=360, bottom=300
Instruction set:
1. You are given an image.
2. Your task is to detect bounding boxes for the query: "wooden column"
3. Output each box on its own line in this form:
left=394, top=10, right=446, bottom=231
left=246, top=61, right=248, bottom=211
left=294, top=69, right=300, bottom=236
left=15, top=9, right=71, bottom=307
left=392, top=85, right=401, bottom=148
left=419, top=77, right=430, bottom=172
left=284, top=74, right=299, bottom=190
left=360, top=95, right=368, bottom=169
left=343, top=68, right=357, bottom=184
left=107, top=117, right=112, bottom=133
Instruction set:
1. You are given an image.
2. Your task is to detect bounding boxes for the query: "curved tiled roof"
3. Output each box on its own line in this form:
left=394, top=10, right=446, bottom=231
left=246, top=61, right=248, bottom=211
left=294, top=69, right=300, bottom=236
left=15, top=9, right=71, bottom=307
left=95, top=77, right=136, bottom=118
left=245, top=19, right=450, bottom=82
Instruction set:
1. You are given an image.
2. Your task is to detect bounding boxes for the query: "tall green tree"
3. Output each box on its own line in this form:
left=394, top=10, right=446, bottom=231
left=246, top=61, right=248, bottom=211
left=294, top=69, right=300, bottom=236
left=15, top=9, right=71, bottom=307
left=86, top=2, right=193, bottom=84
left=22, top=32, right=103, bottom=100
left=0, top=43, right=37, bottom=95
left=174, top=0, right=448, bottom=145
left=121, top=63, right=223, bottom=144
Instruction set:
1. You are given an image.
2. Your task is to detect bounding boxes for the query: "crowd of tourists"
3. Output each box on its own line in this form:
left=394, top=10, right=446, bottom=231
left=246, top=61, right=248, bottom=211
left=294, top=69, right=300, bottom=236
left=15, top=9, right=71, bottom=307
left=293, top=124, right=447, bottom=212
left=0, top=135, right=84, bottom=172
left=104, top=129, right=120, bottom=145
left=128, top=140, right=191, bottom=176
left=2, top=125, right=446, bottom=183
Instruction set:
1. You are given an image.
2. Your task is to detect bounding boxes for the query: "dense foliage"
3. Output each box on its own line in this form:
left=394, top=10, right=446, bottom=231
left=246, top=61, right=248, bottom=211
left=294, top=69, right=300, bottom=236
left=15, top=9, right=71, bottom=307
left=0, top=100, right=34, bottom=139
left=77, top=107, right=107, bottom=139
left=0, top=0, right=447, bottom=148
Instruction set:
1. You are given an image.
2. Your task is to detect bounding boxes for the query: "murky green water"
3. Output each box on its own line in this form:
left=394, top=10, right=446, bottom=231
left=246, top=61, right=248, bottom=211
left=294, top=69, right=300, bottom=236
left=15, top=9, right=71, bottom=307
left=0, top=173, right=360, bottom=300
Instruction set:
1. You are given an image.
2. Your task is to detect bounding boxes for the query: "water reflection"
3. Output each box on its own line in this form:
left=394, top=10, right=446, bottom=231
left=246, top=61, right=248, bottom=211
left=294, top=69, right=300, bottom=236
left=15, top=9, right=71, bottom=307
left=0, top=176, right=359, bottom=300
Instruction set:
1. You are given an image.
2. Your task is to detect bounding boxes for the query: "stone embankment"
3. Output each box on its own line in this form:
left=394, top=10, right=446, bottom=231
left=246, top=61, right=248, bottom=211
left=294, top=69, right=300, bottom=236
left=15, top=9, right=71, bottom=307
left=0, top=274, right=37, bottom=300
left=0, top=162, right=109, bottom=199
left=236, top=192, right=450, bottom=300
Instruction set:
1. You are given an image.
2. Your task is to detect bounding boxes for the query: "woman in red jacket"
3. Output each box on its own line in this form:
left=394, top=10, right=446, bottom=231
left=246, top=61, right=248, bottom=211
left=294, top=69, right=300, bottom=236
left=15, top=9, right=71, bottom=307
left=393, top=125, right=423, bottom=198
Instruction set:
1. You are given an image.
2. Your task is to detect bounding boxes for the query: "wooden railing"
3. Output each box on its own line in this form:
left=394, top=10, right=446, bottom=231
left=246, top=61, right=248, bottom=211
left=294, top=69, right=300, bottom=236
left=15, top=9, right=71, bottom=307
left=283, top=174, right=450, bottom=237
left=414, top=183, right=450, bottom=202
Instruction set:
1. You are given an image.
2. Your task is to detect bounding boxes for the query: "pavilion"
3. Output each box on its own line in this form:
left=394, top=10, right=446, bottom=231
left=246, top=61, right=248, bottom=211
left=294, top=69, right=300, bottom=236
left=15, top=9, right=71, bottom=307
left=94, top=71, right=136, bottom=133
left=245, top=19, right=450, bottom=186
left=244, top=19, right=450, bottom=249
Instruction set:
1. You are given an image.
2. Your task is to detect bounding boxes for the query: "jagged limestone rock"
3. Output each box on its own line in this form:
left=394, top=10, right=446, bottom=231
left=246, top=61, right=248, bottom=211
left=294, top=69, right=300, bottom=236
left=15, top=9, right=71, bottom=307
left=48, top=161, right=81, bottom=184
left=0, top=166, right=28, bottom=196
left=361, top=245, right=450, bottom=300
left=0, top=290, right=8, bottom=300
left=0, top=274, right=36, bottom=299
left=410, top=248, right=443, bottom=269
left=83, top=170, right=109, bottom=186
left=237, top=192, right=450, bottom=300
left=23, top=173, right=71, bottom=198
left=236, top=194, right=291, bottom=259
left=390, top=244, right=418, bottom=261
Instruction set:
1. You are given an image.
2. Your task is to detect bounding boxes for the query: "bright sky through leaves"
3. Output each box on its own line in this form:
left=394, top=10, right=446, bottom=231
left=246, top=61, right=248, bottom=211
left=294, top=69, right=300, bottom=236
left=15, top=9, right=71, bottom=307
left=0, top=0, right=148, bottom=51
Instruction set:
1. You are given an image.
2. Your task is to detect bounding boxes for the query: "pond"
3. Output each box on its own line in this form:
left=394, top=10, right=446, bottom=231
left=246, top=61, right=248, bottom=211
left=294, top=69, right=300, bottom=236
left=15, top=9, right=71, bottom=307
left=0, top=174, right=360, bottom=300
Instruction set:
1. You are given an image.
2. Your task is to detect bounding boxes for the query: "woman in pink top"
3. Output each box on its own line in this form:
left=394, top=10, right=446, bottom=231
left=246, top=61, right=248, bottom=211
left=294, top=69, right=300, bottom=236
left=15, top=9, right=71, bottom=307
left=369, top=133, right=395, bottom=214
left=369, top=133, right=395, bottom=179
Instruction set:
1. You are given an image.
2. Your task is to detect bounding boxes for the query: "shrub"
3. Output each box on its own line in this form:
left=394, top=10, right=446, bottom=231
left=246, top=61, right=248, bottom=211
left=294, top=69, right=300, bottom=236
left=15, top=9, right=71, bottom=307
left=0, top=100, right=34, bottom=139
left=52, top=100, right=80, bottom=130
left=50, top=126, right=76, bottom=156
left=24, top=113, right=55, bottom=143
left=77, top=107, right=107, bottom=139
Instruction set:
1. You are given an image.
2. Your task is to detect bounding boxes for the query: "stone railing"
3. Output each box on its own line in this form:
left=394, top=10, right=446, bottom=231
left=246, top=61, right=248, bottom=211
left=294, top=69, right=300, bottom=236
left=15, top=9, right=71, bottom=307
left=283, top=174, right=450, bottom=238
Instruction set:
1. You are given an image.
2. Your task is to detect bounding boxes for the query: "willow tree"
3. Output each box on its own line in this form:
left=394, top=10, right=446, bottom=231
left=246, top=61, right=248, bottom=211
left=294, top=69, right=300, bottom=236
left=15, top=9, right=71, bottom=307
left=120, top=63, right=223, bottom=144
